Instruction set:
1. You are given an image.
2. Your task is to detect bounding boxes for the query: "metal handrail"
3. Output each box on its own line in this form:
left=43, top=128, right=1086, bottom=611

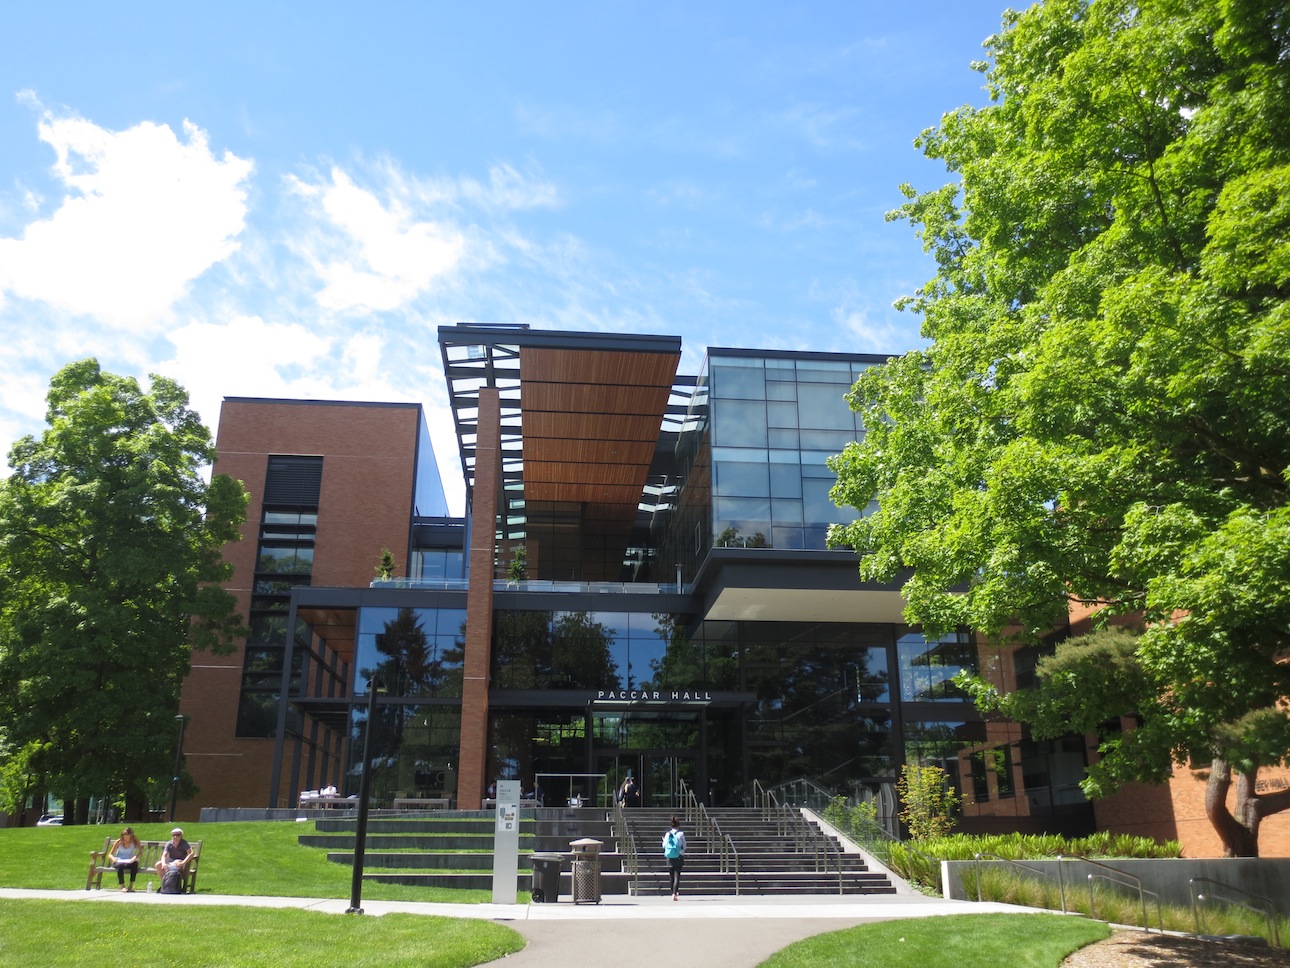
left=1059, top=854, right=1163, bottom=933
left=1190, top=877, right=1281, bottom=947
left=847, top=813, right=943, bottom=895
left=679, top=779, right=700, bottom=826
left=610, top=798, right=640, bottom=895
left=807, top=818, right=844, bottom=894
left=765, top=776, right=837, bottom=812
left=695, top=801, right=719, bottom=843
left=718, top=830, right=742, bottom=895
left=973, top=851, right=1067, bottom=913
left=752, top=779, right=772, bottom=819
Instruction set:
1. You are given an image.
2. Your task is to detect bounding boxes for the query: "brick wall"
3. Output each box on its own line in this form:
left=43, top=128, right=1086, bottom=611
left=176, top=399, right=422, bottom=817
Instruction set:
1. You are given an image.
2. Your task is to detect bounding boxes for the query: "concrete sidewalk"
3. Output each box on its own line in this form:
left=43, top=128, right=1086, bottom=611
left=0, top=888, right=1048, bottom=968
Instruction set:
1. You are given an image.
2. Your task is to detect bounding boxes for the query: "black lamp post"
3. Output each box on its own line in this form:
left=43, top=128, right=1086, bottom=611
left=168, top=714, right=187, bottom=823
left=346, top=678, right=381, bottom=915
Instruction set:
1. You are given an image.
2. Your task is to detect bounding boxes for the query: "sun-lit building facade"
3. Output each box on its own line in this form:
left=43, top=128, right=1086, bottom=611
left=182, top=324, right=1114, bottom=838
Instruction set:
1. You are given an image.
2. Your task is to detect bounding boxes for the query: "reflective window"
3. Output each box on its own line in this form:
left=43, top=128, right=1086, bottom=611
left=714, top=460, right=770, bottom=497
left=712, top=400, right=768, bottom=447
left=903, top=720, right=987, bottom=798
left=897, top=631, right=977, bottom=702
left=711, top=358, right=766, bottom=399
left=414, top=549, right=464, bottom=582
left=348, top=702, right=461, bottom=803
left=492, top=610, right=692, bottom=692
left=798, top=383, right=854, bottom=430
left=354, top=607, right=466, bottom=697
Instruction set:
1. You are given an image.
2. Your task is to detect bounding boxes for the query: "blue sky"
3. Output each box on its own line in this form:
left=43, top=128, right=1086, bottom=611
left=0, top=2, right=1005, bottom=512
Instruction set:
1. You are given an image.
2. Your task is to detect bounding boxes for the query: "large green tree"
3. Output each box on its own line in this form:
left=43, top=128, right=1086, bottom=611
left=0, top=360, right=247, bottom=822
left=829, top=0, right=1290, bottom=855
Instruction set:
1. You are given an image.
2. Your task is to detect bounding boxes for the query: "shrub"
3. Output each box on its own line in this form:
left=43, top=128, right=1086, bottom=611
left=897, top=764, right=960, bottom=840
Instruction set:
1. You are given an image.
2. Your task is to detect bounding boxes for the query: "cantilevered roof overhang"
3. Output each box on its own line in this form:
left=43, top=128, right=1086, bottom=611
left=438, top=324, right=686, bottom=554
left=692, top=549, right=911, bottom=624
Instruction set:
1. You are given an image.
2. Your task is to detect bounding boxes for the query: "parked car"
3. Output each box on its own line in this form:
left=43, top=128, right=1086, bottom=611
left=35, top=814, right=63, bottom=826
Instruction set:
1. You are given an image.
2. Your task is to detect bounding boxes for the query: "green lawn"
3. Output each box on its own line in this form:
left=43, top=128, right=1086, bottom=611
left=2, top=824, right=1115, bottom=968
left=758, top=913, right=1109, bottom=968
left=0, top=899, right=523, bottom=968
left=0, top=821, right=505, bottom=902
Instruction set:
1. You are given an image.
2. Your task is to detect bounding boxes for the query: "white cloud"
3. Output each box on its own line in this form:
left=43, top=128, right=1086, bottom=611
left=458, top=163, right=559, bottom=211
left=290, top=168, right=466, bottom=313
left=0, top=107, right=253, bottom=326
left=161, top=314, right=332, bottom=428
left=831, top=300, right=915, bottom=355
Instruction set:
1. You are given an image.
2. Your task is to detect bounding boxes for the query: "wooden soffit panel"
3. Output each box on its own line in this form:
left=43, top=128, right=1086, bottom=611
left=297, top=607, right=357, bottom=662
left=518, top=345, right=679, bottom=519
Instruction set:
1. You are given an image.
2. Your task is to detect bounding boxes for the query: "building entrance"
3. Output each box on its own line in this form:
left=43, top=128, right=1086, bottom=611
left=597, top=750, right=697, bottom=809
left=592, top=704, right=705, bottom=808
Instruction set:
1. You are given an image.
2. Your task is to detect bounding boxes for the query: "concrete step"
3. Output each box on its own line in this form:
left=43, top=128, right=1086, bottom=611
left=363, top=869, right=898, bottom=896
left=306, top=806, right=897, bottom=898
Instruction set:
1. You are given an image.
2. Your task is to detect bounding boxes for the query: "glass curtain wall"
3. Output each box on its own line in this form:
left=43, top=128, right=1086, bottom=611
left=491, top=608, right=687, bottom=692
left=343, top=605, right=466, bottom=803
left=708, top=353, right=875, bottom=552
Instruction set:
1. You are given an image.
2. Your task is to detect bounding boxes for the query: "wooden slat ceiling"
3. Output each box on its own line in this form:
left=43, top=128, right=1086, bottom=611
left=297, top=607, right=357, bottom=664
left=518, top=344, right=679, bottom=518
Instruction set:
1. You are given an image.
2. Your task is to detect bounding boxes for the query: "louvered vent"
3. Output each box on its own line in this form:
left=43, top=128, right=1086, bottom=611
left=263, top=455, right=323, bottom=506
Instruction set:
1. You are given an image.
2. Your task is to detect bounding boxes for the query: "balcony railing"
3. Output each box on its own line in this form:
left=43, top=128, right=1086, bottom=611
left=370, top=578, right=688, bottom=594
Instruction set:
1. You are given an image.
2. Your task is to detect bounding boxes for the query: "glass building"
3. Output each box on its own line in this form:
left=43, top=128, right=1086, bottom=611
left=237, top=325, right=1094, bottom=833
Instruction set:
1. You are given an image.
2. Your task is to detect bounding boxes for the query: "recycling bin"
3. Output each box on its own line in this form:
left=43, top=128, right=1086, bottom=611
left=570, top=838, right=603, bottom=904
left=529, top=853, right=563, bottom=903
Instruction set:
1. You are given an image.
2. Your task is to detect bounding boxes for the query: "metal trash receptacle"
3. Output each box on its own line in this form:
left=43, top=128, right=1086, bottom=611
left=529, top=853, right=563, bottom=903
left=570, top=838, right=603, bottom=904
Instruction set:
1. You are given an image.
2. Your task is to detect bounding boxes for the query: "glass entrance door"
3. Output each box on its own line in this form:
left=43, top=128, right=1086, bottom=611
left=592, top=706, right=704, bottom=808
left=644, top=752, right=696, bottom=808
left=598, top=750, right=697, bottom=808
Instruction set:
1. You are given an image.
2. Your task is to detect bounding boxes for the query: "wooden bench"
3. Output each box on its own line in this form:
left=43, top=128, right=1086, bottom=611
left=391, top=797, right=451, bottom=810
left=298, top=796, right=356, bottom=810
left=86, top=838, right=203, bottom=893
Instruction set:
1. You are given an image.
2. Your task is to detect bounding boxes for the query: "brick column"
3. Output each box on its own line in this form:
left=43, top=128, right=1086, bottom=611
left=457, top=388, right=500, bottom=810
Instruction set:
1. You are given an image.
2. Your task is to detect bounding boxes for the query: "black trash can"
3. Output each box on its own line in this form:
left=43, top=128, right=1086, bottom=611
left=530, top=853, right=563, bottom=903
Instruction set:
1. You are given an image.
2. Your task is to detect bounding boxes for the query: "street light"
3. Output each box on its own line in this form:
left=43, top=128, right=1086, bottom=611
left=346, top=678, right=381, bottom=915
left=168, top=714, right=187, bottom=823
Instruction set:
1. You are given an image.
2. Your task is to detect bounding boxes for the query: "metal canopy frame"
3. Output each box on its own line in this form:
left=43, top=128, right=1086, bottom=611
left=437, top=323, right=694, bottom=579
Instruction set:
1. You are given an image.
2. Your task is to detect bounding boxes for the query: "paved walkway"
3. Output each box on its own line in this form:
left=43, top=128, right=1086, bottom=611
left=0, top=888, right=1045, bottom=968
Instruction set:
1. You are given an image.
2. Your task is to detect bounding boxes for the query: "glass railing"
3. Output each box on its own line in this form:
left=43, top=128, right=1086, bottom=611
left=494, top=580, right=687, bottom=594
left=369, top=578, right=689, bottom=594
left=369, top=578, right=470, bottom=590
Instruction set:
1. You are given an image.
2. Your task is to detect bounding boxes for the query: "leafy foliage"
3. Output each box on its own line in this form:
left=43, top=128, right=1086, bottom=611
left=822, top=794, right=879, bottom=840
left=897, top=764, right=961, bottom=841
left=0, top=360, right=247, bottom=819
left=905, top=830, right=1181, bottom=863
left=829, top=0, right=1290, bottom=854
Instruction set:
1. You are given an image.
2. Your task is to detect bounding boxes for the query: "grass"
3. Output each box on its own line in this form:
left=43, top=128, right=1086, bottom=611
left=0, top=821, right=509, bottom=903
left=0, top=899, right=524, bottom=968
left=1, top=823, right=1125, bottom=968
left=965, top=866, right=1289, bottom=948
left=757, top=913, right=1109, bottom=968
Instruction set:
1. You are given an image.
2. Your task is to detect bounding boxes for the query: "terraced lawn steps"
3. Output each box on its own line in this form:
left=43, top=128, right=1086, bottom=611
left=297, top=805, right=898, bottom=897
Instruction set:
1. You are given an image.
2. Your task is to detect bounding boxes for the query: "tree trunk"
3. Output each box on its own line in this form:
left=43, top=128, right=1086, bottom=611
left=71, top=795, right=92, bottom=827
left=124, top=793, right=149, bottom=823
left=1204, top=758, right=1259, bottom=857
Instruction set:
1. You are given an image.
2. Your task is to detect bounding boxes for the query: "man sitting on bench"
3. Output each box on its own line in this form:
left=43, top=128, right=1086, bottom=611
left=156, top=828, right=194, bottom=889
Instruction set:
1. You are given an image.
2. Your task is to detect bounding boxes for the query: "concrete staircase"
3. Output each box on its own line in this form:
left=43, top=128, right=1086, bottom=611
left=298, top=805, right=897, bottom=897
left=619, top=806, right=897, bottom=897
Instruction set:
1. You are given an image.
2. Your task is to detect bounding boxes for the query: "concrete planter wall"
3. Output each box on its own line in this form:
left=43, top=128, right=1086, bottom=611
left=944, top=857, right=1290, bottom=917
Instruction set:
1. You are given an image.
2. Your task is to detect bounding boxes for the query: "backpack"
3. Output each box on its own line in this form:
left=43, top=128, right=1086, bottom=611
left=160, top=867, right=184, bottom=894
left=663, top=830, right=682, bottom=859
